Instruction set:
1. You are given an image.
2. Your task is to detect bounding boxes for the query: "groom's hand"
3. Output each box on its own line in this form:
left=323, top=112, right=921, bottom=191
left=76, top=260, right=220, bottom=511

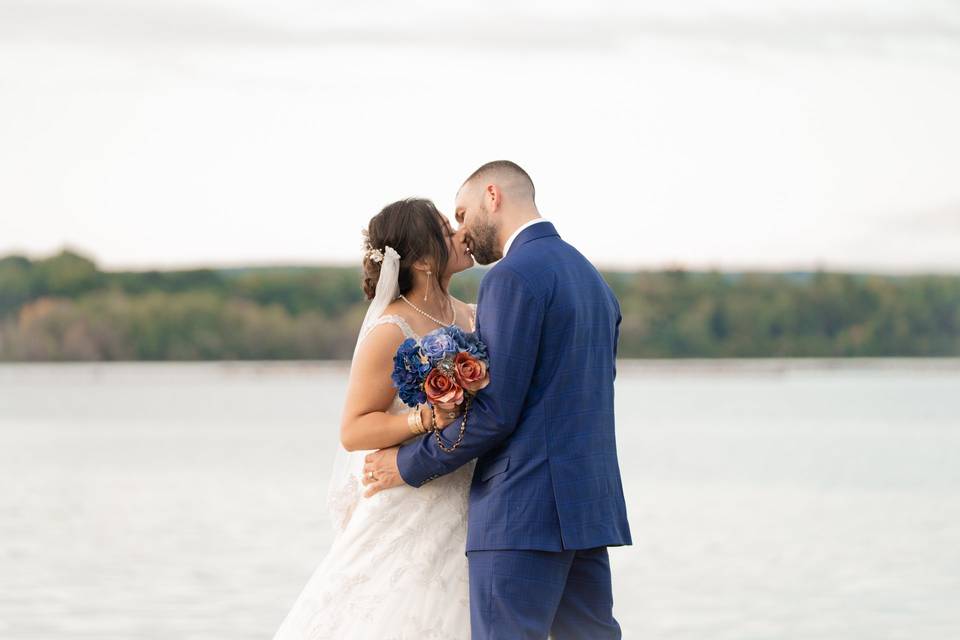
left=361, top=447, right=404, bottom=497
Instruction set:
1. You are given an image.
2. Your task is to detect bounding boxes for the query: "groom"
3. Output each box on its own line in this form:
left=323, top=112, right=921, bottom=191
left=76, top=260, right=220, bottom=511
left=362, top=160, right=632, bottom=639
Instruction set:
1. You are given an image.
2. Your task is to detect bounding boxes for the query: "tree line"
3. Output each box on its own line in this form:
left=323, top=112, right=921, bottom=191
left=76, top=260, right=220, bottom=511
left=1, top=249, right=957, bottom=360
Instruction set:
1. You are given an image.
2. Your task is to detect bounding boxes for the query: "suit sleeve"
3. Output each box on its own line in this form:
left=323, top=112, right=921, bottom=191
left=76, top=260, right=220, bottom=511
left=396, top=267, right=545, bottom=487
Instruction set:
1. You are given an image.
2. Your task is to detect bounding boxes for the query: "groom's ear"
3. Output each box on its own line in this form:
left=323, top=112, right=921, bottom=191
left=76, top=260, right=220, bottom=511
left=484, top=183, right=502, bottom=212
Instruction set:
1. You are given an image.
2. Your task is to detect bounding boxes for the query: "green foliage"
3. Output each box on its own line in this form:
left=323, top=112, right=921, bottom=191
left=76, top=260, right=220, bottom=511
left=0, top=250, right=957, bottom=360
left=606, top=270, right=960, bottom=358
left=0, top=254, right=33, bottom=315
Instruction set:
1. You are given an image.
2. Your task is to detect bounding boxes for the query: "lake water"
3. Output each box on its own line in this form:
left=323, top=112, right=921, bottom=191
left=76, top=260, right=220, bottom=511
left=1, top=360, right=958, bottom=639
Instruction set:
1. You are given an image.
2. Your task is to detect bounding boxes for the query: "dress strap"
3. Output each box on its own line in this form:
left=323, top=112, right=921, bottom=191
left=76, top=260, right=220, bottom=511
left=468, top=303, right=477, bottom=332
left=360, top=314, right=420, bottom=343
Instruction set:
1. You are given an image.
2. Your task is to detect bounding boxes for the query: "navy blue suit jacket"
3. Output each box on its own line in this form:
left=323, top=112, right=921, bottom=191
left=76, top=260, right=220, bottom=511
left=397, top=221, right=632, bottom=552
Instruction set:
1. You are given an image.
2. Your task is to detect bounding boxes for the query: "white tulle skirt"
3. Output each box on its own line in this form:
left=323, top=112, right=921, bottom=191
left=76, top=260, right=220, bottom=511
left=272, top=455, right=475, bottom=640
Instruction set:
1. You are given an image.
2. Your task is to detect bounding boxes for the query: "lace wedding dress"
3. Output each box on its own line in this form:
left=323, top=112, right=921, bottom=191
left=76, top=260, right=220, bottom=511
left=272, top=312, right=476, bottom=640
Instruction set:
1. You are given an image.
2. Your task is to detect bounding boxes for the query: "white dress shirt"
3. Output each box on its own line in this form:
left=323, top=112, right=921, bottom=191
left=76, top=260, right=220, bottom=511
left=502, top=218, right=550, bottom=258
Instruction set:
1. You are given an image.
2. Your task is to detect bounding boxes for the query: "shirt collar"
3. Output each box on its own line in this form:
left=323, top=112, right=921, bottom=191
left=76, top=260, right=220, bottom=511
left=502, top=218, right=549, bottom=257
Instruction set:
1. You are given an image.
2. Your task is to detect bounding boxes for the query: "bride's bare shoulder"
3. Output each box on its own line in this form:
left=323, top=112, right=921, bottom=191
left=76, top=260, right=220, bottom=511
left=353, top=320, right=408, bottom=366
left=382, top=298, right=409, bottom=316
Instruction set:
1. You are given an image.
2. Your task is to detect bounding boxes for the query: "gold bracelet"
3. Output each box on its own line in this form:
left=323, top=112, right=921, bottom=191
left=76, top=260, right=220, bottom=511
left=407, top=408, right=420, bottom=434
left=426, top=406, right=436, bottom=431
left=415, top=406, right=425, bottom=434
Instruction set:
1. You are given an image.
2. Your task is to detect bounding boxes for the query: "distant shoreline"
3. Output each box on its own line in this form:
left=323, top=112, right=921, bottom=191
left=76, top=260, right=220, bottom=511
left=4, top=250, right=959, bottom=360
left=3, top=357, right=959, bottom=374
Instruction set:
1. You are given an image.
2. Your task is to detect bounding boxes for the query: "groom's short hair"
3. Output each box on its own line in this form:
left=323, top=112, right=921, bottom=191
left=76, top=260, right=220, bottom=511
left=463, top=160, right=536, bottom=202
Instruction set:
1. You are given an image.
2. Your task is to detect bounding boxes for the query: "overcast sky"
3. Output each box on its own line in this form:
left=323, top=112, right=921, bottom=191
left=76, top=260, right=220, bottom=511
left=1, top=0, right=959, bottom=272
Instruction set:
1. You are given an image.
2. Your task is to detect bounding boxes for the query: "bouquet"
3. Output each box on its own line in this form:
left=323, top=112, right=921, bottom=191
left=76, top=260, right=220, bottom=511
left=391, top=325, right=490, bottom=452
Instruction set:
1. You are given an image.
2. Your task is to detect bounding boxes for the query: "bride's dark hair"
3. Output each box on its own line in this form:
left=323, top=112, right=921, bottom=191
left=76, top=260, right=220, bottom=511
left=361, top=198, right=450, bottom=301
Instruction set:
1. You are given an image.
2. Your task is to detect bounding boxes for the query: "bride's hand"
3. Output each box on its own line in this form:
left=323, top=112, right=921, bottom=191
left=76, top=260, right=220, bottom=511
left=426, top=403, right=463, bottom=430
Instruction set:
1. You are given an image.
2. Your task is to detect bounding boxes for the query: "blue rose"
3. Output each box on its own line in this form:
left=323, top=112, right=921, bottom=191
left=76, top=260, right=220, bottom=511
left=420, top=329, right=458, bottom=364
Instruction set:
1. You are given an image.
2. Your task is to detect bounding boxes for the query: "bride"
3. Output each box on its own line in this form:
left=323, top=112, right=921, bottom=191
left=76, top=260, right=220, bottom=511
left=273, top=197, right=478, bottom=639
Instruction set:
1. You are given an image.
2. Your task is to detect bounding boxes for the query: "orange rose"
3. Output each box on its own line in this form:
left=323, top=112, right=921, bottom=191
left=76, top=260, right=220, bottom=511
left=453, top=352, right=490, bottom=393
left=424, top=368, right=464, bottom=410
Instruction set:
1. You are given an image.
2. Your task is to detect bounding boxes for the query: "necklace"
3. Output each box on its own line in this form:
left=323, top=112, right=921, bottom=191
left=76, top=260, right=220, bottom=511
left=399, top=294, right=456, bottom=328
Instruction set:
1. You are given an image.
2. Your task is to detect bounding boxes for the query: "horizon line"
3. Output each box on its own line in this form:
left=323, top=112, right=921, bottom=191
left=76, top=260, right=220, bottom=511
left=4, top=246, right=960, bottom=277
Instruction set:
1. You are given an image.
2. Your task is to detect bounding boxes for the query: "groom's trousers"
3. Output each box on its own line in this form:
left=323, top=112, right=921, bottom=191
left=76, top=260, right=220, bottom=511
left=466, top=546, right=621, bottom=640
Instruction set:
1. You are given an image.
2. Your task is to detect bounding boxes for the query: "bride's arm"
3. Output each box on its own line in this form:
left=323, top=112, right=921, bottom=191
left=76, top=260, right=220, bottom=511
left=339, top=324, right=455, bottom=451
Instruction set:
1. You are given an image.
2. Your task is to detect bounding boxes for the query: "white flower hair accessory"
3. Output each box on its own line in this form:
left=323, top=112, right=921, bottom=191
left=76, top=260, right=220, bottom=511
left=363, top=245, right=401, bottom=264
left=361, top=228, right=401, bottom=263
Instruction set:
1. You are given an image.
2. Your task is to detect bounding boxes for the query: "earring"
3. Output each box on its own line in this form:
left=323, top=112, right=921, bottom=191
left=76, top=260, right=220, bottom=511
left=424, top=271, right=431, bottom=302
